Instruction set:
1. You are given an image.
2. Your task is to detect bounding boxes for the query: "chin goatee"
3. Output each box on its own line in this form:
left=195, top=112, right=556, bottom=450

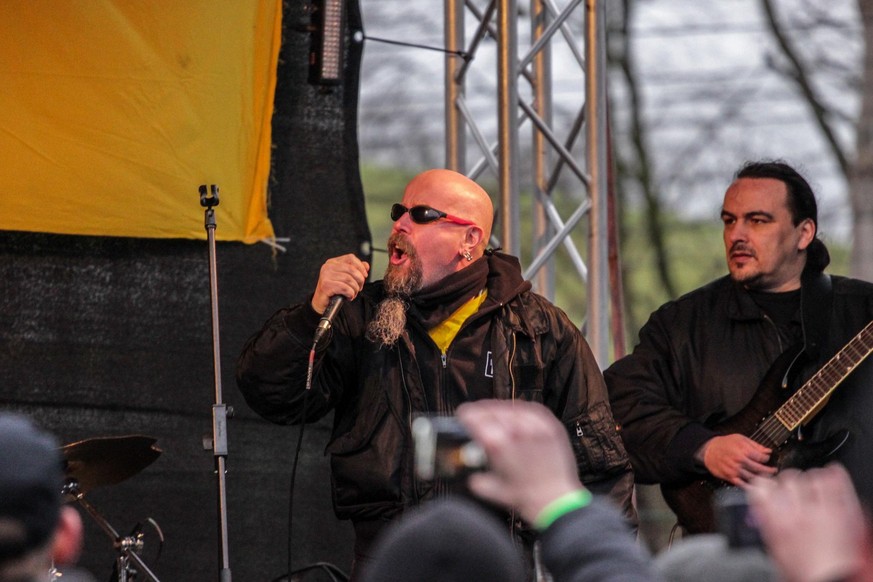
left=366, top=295, right=408, bottom=347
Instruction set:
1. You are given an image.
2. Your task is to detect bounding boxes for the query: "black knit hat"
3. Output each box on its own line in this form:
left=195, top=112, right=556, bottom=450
left=0, top=413, right=63, bottom=562
left=360, top=497, right=527, bottom=582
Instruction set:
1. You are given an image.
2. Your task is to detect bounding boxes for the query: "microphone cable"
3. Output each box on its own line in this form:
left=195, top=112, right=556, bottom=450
left=284, top=342, right=315, bottom=582
left=274, top=339, right=349, bottom=582
left=362, top=34, right=471, bottom=62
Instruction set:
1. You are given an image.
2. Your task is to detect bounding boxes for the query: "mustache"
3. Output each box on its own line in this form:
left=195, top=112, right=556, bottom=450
left=729, top=242, right=755, bottom=256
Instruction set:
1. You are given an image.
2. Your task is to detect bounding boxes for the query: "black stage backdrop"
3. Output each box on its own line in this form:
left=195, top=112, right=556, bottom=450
left=0, top=1, right=368, bottom=580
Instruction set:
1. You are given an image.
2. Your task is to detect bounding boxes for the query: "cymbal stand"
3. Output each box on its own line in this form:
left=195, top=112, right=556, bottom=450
left=63, top=481, right=161, bottom=582
left=199, top=184, right=233, bottom=582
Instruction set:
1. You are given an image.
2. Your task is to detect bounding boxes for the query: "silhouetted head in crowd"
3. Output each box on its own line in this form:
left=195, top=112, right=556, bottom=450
left=359, top=497, right=526, bottom=582
left=0, top=413, right=84, bottom=582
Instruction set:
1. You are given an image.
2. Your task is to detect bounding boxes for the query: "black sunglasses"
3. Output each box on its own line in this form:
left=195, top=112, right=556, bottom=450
left=390, top=203, right=477, bottom=226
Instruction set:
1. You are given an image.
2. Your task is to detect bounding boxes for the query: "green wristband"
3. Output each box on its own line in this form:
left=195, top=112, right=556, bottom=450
left=534, top=488, right=593, bottom=531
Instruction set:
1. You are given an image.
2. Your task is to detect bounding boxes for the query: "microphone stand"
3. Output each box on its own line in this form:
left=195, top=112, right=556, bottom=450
left=200, top=184, right=232, bottom=582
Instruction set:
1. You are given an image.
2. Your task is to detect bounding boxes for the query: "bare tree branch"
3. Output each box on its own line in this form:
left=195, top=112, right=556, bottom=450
left=760, top=0, right=850, bottom=175
left=612, top=0, right=678, bottom=300
left=848, top=0, right=873, bottom=281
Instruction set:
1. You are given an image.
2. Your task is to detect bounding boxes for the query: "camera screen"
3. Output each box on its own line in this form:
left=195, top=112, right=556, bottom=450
left=412, top=415, right=487, bottom=481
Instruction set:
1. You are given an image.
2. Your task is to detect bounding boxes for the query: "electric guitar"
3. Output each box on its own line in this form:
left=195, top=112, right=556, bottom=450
left=661, top=319, right=873, bottom=534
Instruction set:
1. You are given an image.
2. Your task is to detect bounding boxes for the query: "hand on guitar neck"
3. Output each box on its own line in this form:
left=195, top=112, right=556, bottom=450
left=698, top=434, right=778, bottom=486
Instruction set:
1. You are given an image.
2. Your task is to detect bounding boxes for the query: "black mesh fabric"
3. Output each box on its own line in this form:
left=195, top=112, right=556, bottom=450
left=0, top=1, right=368, bottom=579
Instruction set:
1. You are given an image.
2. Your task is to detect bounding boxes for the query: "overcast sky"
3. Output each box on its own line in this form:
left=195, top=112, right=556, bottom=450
left=357, top=0, right=862, bottom=243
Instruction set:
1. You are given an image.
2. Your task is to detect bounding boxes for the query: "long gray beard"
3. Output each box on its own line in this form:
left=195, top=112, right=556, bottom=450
left=366, top=295, right=408, bottom=347
left=366, top=249, right=422, bottom=347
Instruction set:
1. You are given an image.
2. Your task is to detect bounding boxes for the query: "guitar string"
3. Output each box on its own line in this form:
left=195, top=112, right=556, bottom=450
left=780, top=335, right=871, bottom=427
left=751, top=325, right=873, bottom=446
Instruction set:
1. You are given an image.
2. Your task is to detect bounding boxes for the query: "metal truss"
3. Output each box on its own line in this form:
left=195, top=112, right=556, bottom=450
left=443, top=0, right=613, bottom=364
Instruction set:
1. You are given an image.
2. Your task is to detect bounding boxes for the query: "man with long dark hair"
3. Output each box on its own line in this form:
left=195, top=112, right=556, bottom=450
left=606, top=160, right=873, bottom=534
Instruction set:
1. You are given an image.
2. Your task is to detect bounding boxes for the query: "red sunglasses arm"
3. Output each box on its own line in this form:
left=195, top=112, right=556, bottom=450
left=443, top=213, right=477, bottom=226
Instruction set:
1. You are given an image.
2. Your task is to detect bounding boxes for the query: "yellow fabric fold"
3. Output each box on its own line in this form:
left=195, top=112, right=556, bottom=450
left=0, top=1, right=280, bottom=242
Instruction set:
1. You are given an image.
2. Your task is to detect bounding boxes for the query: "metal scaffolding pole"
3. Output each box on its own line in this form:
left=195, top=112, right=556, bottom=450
left=531, top=0, right=555, bottom=295
left=445, top=0, right=465, bottom=171
left=585, top=0, right=609, bottom=365
left=497, top=0, right=520, bottom=256
left=443, top=0, right=614, bottom=365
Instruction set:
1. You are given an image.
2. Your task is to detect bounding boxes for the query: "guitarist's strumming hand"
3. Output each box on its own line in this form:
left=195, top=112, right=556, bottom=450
left=698, top=434, right=777, bottom=486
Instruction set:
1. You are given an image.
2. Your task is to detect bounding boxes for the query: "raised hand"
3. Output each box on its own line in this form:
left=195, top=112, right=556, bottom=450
left=311, top=254, right=370, bottom=313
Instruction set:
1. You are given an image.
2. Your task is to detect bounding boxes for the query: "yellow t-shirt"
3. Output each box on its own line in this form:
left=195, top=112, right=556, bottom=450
left=427, top=289, right=488, bottom=354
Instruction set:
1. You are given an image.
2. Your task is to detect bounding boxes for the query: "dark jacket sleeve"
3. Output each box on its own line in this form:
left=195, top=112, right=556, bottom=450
left=236, top=301, right=343, bottom=424
left=536, top=298, right=636, bottom=519
left=604, top=306, right=716, bottom=484
left=540, top=499, right=659, bottom=582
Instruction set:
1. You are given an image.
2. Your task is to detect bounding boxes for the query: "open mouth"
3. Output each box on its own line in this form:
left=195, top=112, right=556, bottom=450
left=389, top=240, right=409, bottom=266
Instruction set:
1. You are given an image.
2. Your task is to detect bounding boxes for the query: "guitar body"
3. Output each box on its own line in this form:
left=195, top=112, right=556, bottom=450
left=661, top=431, right=849, bottom=534
left=660, top=477, right=720, bottom=534
left=661, top=346, right=842, bottom=534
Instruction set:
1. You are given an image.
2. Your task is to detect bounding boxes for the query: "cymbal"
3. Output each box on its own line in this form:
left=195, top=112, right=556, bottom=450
left=61, top=435, right=162, bottom=495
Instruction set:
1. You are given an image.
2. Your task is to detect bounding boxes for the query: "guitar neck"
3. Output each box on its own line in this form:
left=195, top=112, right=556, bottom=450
left=773, top=320, right=873, bottom=431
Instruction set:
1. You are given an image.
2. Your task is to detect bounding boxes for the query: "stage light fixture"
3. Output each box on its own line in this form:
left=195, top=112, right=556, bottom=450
left=310, top=0, right=345, bottom=85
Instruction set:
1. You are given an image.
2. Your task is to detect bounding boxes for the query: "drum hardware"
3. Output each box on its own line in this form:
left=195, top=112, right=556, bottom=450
left=60, top=435, right=164, bottom=582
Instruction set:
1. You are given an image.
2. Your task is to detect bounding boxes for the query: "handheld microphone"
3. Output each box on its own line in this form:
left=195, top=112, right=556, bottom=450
left=313, top=295, right=344, bottom=345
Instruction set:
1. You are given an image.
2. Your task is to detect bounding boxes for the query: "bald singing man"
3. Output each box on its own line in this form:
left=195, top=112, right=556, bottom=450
left=237, top=169, right=634, bottom=578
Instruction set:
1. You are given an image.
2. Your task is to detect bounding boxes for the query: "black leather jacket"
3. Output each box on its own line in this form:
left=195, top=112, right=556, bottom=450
left=606, top=273, right=873, bottom=505
left=237, top=253, right=634, bottom=527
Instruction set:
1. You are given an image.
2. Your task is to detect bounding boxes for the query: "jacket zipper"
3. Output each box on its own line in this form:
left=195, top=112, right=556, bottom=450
left=509, top=331, right=517, bottom=400
left=437, top=350, right=447, bottom=499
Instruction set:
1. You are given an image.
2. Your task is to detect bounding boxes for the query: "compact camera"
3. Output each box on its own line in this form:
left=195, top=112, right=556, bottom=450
left=412, top=415, right=488, bottom=481
left=714, top=486, right=763, bottom=549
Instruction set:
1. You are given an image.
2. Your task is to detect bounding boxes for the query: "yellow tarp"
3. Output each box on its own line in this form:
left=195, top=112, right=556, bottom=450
left=0, top=1, right=280, bottom=242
